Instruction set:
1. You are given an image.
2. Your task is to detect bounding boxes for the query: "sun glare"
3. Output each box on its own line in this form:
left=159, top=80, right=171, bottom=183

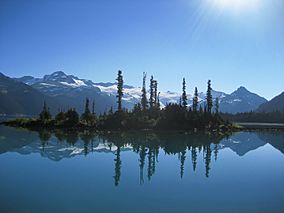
left=213, top=0, right=261, bottom=13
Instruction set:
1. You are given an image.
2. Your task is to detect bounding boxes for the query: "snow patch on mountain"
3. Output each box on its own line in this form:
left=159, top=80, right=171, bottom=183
left=60, top=78, right=87, bottom=87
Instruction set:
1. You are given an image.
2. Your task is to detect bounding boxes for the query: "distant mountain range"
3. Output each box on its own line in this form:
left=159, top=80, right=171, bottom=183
left=92, top=82, right=268, bottom=113
left=0, top=71, right=280, bottom=116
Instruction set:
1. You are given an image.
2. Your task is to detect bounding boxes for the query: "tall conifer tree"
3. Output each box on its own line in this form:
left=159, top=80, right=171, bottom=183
left=141, top=72, right=148, bottom=111
left=116, top=70, right=124, bottom=111
left=193, top=87, right=198, bottom=112
left=84, top=98, right=90, bottom=115
left=39, top=101, right=52, bottom=121
left=206, top=80, right=213, bottom=113
left=182, top=78, right=187, bottom=108
left=157, top=92, right=160, bottom=109
left=153, top=80, right=158, bottom=107
left=92, top=100, right=95, bottom=115
left=215, top=97, right=219, bottom=114
left=149, top=75, right=154, bottom=109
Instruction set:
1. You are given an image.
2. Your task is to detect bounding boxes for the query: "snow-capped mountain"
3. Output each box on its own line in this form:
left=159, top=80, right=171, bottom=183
left=94, top=82, right=142, bottom=105
left=14, top=71, right=117, bottom=114
left=16, top=72, right=193, bottom=108
left=219, top=86, right=267, bottom=113
left=13, top=71, right=267, bottom=114
left=16, top=71, right=99, bottom=96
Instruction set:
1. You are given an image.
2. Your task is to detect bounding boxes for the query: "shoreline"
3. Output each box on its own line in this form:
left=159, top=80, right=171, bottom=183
left=2, top=121, right=284, bottom=134
left=237, top=122, right=284, bottom=128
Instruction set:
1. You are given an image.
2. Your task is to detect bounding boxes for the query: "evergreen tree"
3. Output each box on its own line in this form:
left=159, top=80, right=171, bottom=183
left=133, top=103, right=142, bottom=114
left=81, top=98, right=92, bottom=124
left=116, top=70, right=124, bottom=111
left=182, top=78, right=187, bottom=108
left=204, top=105, right=207, bottom=114
left=206, top=80, right=213, bottom=113
left=39, top=101, right=52, bottom=122
left=109, top=106, right=113, bottom=115
left=215, top=97, right=219, bottom=114
left=153, top=80, right=158, bottom=107
left=91, top=100, right=97, bottom=125
left=92, top=100, right=95, bottom=115
left=199, top=105, right=203, bottom=114
left=179, top=97, right=182, bottom=107
left=157, top=92, right=160, bottom=109
left=193, top=87, right=198, bottom=112
left=149, top=75, right=154, bottom=109
left=141, top=72, right=148, bottom=111
left=84, top=98, right=90, bottom=114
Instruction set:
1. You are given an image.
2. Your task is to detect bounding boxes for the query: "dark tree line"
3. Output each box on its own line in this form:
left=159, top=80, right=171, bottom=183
left=97, top=70, right=224, bottom=131
left=221, top=110, right=284, bottom=123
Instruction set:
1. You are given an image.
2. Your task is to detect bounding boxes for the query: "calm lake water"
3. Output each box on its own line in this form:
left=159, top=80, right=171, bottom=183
left=0, top=126, right=284, bottom=213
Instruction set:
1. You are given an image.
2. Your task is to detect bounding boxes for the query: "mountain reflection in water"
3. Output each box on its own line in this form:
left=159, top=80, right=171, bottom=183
left=1, top=126, right=283, bottom=187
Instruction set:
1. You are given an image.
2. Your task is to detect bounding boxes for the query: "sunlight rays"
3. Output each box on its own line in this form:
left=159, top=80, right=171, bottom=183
left=212, top=0, right=261, bottom=13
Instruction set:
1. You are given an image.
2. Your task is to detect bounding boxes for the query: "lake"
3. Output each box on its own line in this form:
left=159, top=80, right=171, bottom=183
left=0, top=126, right=284, bottom=213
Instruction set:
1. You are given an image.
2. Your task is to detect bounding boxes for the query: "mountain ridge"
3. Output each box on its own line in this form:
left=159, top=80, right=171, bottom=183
left=0, top=71, right=269, bottom=115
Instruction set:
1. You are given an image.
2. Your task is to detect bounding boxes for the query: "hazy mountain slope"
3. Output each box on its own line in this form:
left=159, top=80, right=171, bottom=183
left=257, top=92, right=284, bottom=112
left=0, top=73, right=56, bottom=115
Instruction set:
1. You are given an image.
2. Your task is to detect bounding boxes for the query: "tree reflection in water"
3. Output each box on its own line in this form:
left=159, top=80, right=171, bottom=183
left=36, top=130, right=227, bottom=186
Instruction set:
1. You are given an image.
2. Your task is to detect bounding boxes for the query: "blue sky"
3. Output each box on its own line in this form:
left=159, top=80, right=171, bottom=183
left=0, top=0, right=283, bottom=100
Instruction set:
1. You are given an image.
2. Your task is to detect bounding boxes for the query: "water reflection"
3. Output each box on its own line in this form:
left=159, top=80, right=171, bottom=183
left=0, top=126, right=284, bottom=186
